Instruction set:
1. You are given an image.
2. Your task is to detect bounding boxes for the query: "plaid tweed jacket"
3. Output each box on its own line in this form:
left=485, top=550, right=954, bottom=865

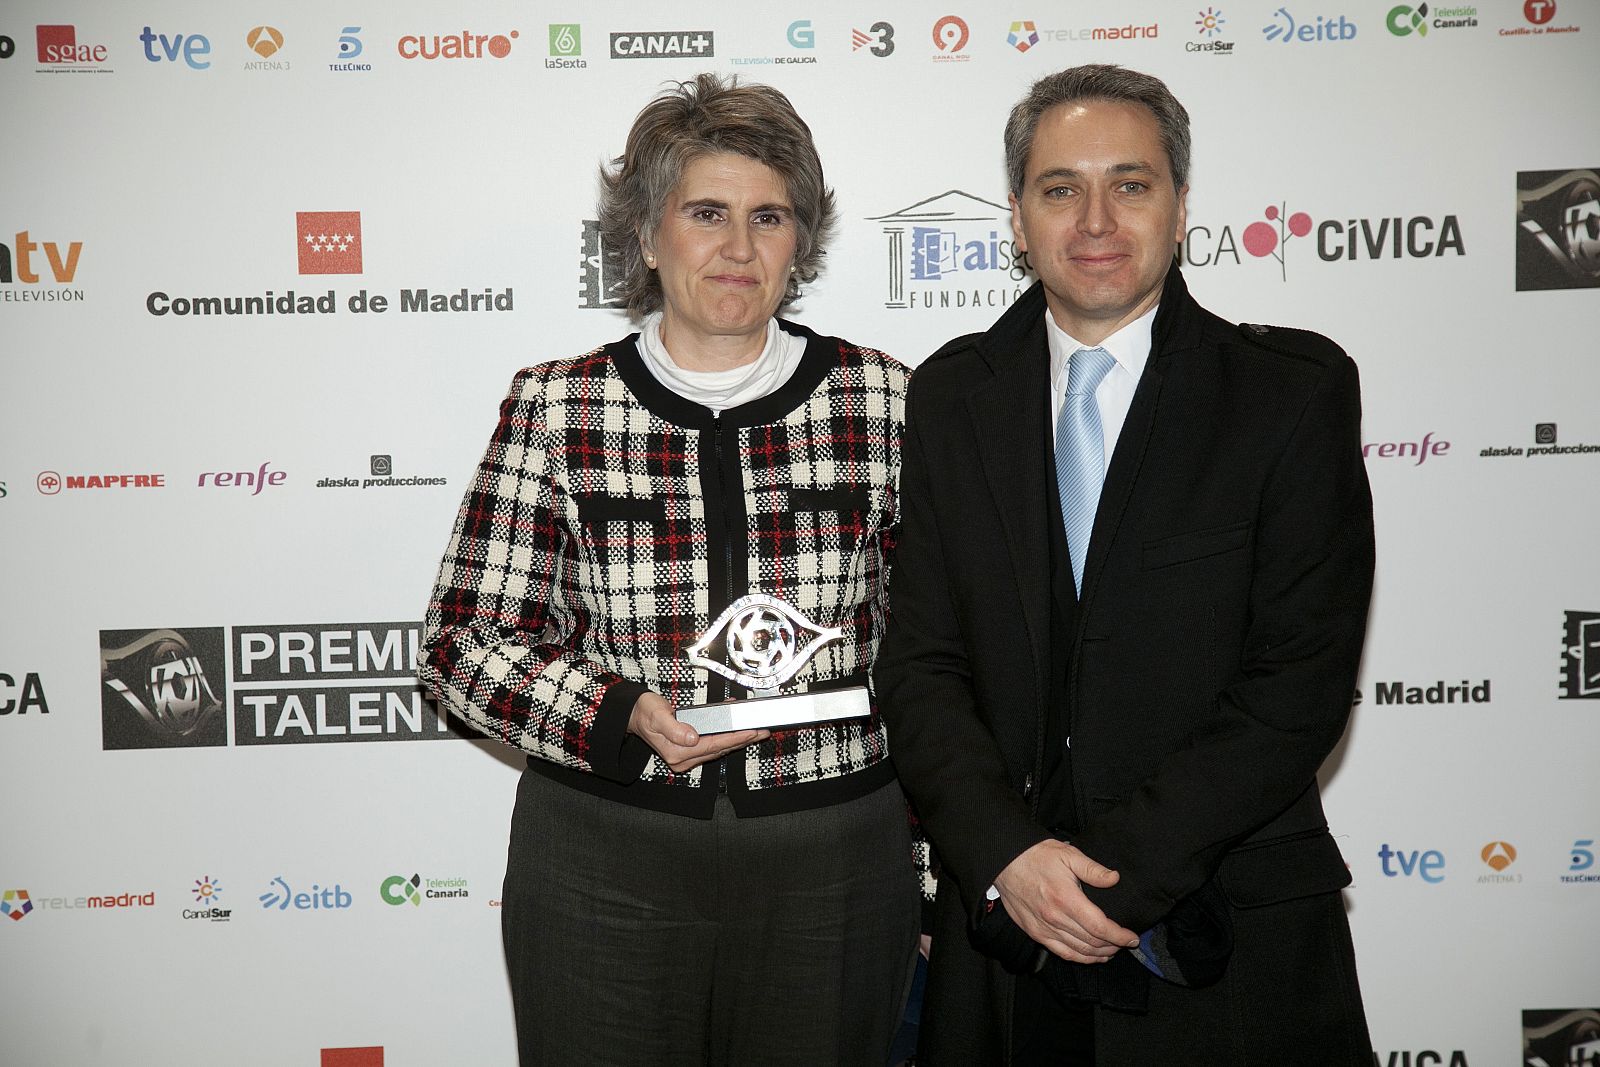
left=421, top=321, right=931, bottom=897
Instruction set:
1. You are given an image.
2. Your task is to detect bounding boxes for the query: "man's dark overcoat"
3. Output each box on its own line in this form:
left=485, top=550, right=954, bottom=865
left=876, top=266, right=1375, bottom=1064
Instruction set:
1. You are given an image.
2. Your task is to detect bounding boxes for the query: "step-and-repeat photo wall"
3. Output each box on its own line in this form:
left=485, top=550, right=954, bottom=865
left=3, top=1, right=1597, bottom=1064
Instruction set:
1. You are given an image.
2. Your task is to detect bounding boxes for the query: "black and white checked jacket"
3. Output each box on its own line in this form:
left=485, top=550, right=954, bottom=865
left=421, top=321, right=931, bottom=896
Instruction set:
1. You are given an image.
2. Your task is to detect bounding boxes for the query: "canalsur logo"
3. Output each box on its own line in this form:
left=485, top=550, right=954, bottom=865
left=851, top=22, right=895, bottom=56
left=1189, top=6, right=1235, bottom=52
left=1261, top=7, right=1357, bottom=41
left=1563, top=612, right=1600, bottom=700
left=258, top=876, right=353, bottom=911
left=185, top=875, right=232, bottom=921
left=1478, top=841, right=1521, bottom=884
left=1, top=229, right=86, bottom=305
left=1007, top=21, right=1040, bottom=52
left=1516, top=169, right=1600, bottom=291
left=867, top=191, right=1030, bottom=311
left=547, top=24, right=586, bottom=68
left=331, top=26, right=370, bottom=72
left=2, top=889, right=32, bottom=922
left=1184, top=200, right=1464, bottom=277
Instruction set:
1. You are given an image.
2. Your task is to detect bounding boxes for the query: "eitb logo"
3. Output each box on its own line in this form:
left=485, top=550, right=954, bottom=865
left=1563, top=611, right=1600, bottom=699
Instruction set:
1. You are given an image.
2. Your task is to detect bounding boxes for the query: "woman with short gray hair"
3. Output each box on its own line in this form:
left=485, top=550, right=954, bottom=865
left=421, top=74, right=926, bottom=1065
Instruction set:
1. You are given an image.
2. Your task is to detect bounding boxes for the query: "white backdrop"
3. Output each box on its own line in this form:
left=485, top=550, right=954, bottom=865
left=3, top=2, right=1598, bottom=1065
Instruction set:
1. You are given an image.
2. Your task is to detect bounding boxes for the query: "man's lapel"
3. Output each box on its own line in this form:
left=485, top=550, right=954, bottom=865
left=965, top=312, right=1052, bottom=684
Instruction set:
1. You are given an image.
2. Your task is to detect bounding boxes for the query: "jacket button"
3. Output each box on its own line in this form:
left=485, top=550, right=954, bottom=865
left=1022, top=773, right=1034, bottom=797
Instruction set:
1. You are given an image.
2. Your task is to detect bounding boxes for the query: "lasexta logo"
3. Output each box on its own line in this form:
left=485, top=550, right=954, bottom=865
left=297, top=212, right=362, bottom=275
left=549, top=24, right=580, bottom=56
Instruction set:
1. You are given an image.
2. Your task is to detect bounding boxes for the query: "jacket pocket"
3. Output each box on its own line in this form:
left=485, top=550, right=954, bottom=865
left=786, top=485, right=872, bottom=514
left=1141, top=520, right=1252, bottom=571
left=1214, top=830, right=1352, bottom=908
left=576, top=494, right=666, bottom=524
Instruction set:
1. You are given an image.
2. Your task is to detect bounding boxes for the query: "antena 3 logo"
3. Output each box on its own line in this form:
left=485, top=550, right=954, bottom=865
left=1516, top=169, right=1600, bottom=291
left=867, top=191, right=1031, bottom=311
left=397, top=29, right=519, bottom=60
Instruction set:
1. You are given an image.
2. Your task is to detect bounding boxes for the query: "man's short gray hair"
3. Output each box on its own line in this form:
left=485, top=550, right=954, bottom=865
left=1004, top=64, right=1192, bottom=197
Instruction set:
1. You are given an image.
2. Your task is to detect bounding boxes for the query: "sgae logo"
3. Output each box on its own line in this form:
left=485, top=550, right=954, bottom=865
left=35, top=24, right=109, bottom=68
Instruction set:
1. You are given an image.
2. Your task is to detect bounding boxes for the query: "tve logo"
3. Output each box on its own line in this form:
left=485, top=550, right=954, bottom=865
left=1378, top=843, right=1445, bottom=882
left=140, top=26, right=211, bottom=69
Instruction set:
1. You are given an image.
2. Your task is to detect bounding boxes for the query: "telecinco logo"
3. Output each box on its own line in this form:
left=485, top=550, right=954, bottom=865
left=380, top=874, right=420, bottom=907
left=259, top=876, right=352, bottom=911
left=397, top=30, right=518, bottom=60
left=1261, top=7, right=1357, bottom=41
left=331, top=26, right=370, bottom=72
left=1564, top=840, right=1598, bottom=884
left=2, top=889, right=32, bottom=921
left=609, top=31, right=713, bottom=59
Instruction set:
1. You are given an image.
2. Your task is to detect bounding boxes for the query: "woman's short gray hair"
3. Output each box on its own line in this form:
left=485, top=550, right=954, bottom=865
left=1004, top=64, right=1192, bottom=197
left=598, top=73, right=836, bottom=316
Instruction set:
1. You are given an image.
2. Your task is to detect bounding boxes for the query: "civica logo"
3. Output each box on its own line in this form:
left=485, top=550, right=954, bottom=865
left=259, top=876, right=353, bottom=911
left=1261, top=8, right=1357, bottom=41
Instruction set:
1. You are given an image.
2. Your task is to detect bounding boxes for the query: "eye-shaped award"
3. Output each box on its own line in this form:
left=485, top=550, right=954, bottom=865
left=676, top=594, right=870, bottom=734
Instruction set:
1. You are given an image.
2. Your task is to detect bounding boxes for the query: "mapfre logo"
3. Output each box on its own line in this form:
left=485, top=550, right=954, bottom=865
left=2, top=230, right=86, bottom=304
left=297, top=212, right=362, bottom=275
left=397, top=30, right=518, bottom=60
left=37, top=470, right=164, bottom=493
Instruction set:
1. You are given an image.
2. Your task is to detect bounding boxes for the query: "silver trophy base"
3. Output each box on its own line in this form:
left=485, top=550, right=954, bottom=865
left=677, top=686, right=870, bottom=735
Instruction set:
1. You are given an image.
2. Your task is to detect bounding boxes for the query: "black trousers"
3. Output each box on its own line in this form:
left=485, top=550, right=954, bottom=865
left=502, top=769, right=921, bottom=1066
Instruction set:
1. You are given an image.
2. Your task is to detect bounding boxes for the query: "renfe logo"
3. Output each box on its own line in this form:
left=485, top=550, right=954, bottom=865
left=1378, top=843, right=1445, bottom=882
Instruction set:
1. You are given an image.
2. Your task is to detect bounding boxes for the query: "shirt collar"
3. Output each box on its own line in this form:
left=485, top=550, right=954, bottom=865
left=1047, top=305, right=1158, bottom=395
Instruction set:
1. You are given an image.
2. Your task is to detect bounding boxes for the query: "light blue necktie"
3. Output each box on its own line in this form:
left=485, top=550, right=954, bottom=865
left=1055, top=347, right=1118, bottom=595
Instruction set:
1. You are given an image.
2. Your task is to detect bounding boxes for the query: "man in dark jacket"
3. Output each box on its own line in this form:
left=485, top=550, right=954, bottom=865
left=875, top=64, right=1375, bottom=1065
